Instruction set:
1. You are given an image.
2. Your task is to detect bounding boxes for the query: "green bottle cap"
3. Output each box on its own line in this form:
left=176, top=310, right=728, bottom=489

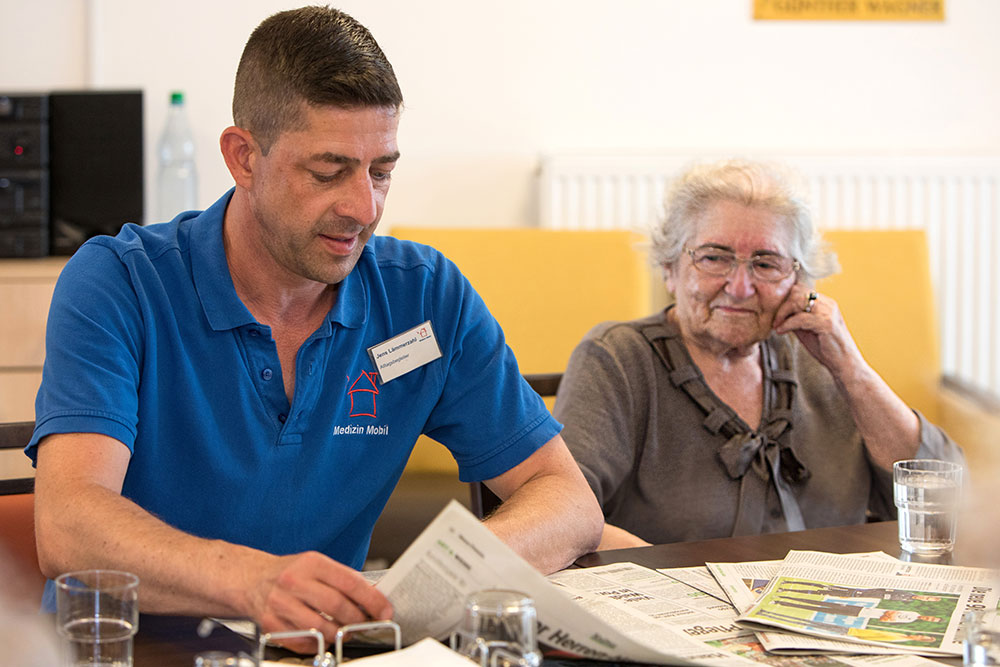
left=170, top=91, right=184, bottom=105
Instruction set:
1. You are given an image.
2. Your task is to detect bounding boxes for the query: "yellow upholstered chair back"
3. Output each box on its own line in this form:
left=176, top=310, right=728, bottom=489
left=816, top=229, right=941, bottom=423
left=389, top=228, right=652, bottom=375
left=388, top=227, right=653, bottom=472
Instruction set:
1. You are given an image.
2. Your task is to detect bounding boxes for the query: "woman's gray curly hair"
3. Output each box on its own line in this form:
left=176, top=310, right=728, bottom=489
left=650, top=159, right=838, bottom=284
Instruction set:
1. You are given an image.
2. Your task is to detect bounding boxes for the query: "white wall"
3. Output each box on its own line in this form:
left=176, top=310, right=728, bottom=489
left=3, top=0, right=999, bottom=228
left=0, top=1, right=89, bottom=90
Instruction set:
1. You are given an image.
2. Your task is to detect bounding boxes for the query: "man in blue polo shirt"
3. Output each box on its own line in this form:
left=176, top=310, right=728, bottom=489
left=27, top=5, right=601, bottom=648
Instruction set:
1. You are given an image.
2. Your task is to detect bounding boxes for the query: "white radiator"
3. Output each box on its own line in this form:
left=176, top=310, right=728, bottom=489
left=539, top=154, right=1000, bottom=398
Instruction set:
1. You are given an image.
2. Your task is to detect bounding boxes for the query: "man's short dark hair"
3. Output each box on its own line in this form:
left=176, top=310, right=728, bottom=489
left=232, top=5, right=403, bottom=153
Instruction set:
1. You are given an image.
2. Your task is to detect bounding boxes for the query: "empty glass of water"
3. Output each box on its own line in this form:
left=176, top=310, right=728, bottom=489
left=451, top=589, right=541, bottom=667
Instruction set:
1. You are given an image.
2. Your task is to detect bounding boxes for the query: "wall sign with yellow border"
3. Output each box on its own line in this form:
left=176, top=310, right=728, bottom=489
left=754, top=0, right=944, bottom=21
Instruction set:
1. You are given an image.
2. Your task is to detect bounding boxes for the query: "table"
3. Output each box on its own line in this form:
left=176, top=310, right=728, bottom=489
left=133, top=521, right=963, bottom=666
left=576, top=519, right=965, bottom=569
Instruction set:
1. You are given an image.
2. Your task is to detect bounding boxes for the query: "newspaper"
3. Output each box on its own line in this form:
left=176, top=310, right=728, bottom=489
left=373, top=501, right=957, bottom=666
left=736, top=550, right=1000, bottom=657
left=708, top=555, right=913, bottom=655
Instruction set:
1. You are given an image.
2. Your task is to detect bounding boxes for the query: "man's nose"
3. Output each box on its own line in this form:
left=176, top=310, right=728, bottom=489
left=335, top=173, right=379, bottom=226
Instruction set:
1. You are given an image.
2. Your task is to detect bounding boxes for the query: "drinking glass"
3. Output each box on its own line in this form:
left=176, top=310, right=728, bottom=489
left=965, top=610, right=1000, bottom=666
left=452, top=589, right=541, bottom=667
left=893, top=459, right=962, bottom=554
left=55, top=570, right=139, bottom=667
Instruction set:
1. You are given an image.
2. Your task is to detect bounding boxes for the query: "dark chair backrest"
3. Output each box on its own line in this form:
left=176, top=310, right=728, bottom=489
left=1, top=421, right=36, bottom=495
left=469, top=374, right=562, bottom=519
left=0, top=421, right=44, bottom=602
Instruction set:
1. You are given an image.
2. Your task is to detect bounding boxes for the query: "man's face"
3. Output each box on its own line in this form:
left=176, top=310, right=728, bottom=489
left=244, top=104, right=400, bottom=286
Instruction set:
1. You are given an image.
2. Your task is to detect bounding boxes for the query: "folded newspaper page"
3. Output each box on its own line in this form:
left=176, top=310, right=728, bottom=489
left=708, top=555, right=910, bottom=655
left=736, top=550, right=1000, bottom=656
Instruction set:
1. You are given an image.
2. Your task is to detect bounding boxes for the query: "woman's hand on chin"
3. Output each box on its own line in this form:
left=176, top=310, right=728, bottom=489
left=772, top=285, right=866, bottom=382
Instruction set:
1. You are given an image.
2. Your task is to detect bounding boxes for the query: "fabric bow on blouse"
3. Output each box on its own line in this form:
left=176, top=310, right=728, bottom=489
left=718, top=426, right=810, bottom=535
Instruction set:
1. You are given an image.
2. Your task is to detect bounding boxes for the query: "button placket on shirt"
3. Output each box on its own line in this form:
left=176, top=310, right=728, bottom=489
left=240, top=322, right=331, bottom=442
left=287, top=335, right=331, bottom=432
left=240, top=325, right=289, bottom=436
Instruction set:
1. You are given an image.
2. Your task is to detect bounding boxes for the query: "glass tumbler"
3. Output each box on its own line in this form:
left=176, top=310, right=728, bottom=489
left=965, top=610, right=1000, bottom=667
left=55, top=570, right=139, bottom=667
left=454, top=589, right=541, bottom=667
left=893, top=458, right=962, bottom=554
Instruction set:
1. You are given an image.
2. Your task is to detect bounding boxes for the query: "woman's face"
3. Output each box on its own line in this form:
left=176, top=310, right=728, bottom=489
left=665, top=200, right=798, bottom=355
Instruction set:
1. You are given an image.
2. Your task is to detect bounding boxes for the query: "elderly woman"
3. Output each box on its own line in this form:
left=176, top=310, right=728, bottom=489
left=554, top=159, right=963, bottom=550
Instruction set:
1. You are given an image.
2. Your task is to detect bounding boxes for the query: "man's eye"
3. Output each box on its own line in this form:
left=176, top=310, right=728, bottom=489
left=371, top=169, right=393, bottom=183
left=311, top=171, right=341, bottom=183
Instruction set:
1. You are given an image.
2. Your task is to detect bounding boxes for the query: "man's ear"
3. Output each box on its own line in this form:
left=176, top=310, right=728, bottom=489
left=219, top=126, right=258, bottom=189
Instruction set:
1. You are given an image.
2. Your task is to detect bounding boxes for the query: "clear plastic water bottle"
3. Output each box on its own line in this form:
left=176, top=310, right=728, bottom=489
left=156, top=90, right=197, bottom=222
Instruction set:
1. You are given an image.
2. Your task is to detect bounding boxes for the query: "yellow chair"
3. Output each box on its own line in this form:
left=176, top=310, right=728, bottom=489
left=817, top=230, right=942, bottom=422
left=817, top=230, right=1000, bottom=475
left=390, top=228, right=652, bottom=375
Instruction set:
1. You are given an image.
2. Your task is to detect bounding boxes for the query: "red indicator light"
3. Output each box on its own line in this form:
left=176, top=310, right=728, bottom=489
left=14, top=145, right=24, bottom=156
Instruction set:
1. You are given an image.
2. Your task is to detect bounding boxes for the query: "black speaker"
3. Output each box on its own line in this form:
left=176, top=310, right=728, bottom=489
left=48, top=91, right=144, bottom=255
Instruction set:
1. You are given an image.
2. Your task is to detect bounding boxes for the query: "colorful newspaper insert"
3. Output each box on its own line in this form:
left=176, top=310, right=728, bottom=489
left=738, top=550, right=1000, bottom=656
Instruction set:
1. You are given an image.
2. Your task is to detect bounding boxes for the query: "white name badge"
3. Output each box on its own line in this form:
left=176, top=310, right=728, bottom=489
left=367, top=320, right=443, bottom=383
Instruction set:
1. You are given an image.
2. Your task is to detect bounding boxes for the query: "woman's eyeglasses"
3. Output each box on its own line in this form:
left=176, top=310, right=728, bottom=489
left=685, top=246, right=799, bottom=282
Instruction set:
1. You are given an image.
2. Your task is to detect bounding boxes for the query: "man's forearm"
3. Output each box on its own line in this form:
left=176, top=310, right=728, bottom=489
left=35, top=480, right=264, bottom=616
left=483, top=470, right=602, bottom=574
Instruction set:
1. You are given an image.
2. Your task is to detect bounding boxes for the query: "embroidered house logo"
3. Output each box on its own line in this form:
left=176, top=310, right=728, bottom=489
left=348, top=371, right=379, bottom=418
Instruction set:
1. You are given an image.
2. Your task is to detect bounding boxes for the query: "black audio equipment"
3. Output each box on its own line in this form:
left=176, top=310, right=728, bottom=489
left=0, top=94, right=49, bottom=257
left=0, top=90, right=143, bottom=258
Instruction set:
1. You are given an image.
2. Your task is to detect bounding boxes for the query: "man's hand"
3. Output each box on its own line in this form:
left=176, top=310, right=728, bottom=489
left=247, top=551, right=392, bottom=653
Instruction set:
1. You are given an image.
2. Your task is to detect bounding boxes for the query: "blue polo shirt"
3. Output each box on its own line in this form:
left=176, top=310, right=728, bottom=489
left=28, top=189, right=560, bottom=571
